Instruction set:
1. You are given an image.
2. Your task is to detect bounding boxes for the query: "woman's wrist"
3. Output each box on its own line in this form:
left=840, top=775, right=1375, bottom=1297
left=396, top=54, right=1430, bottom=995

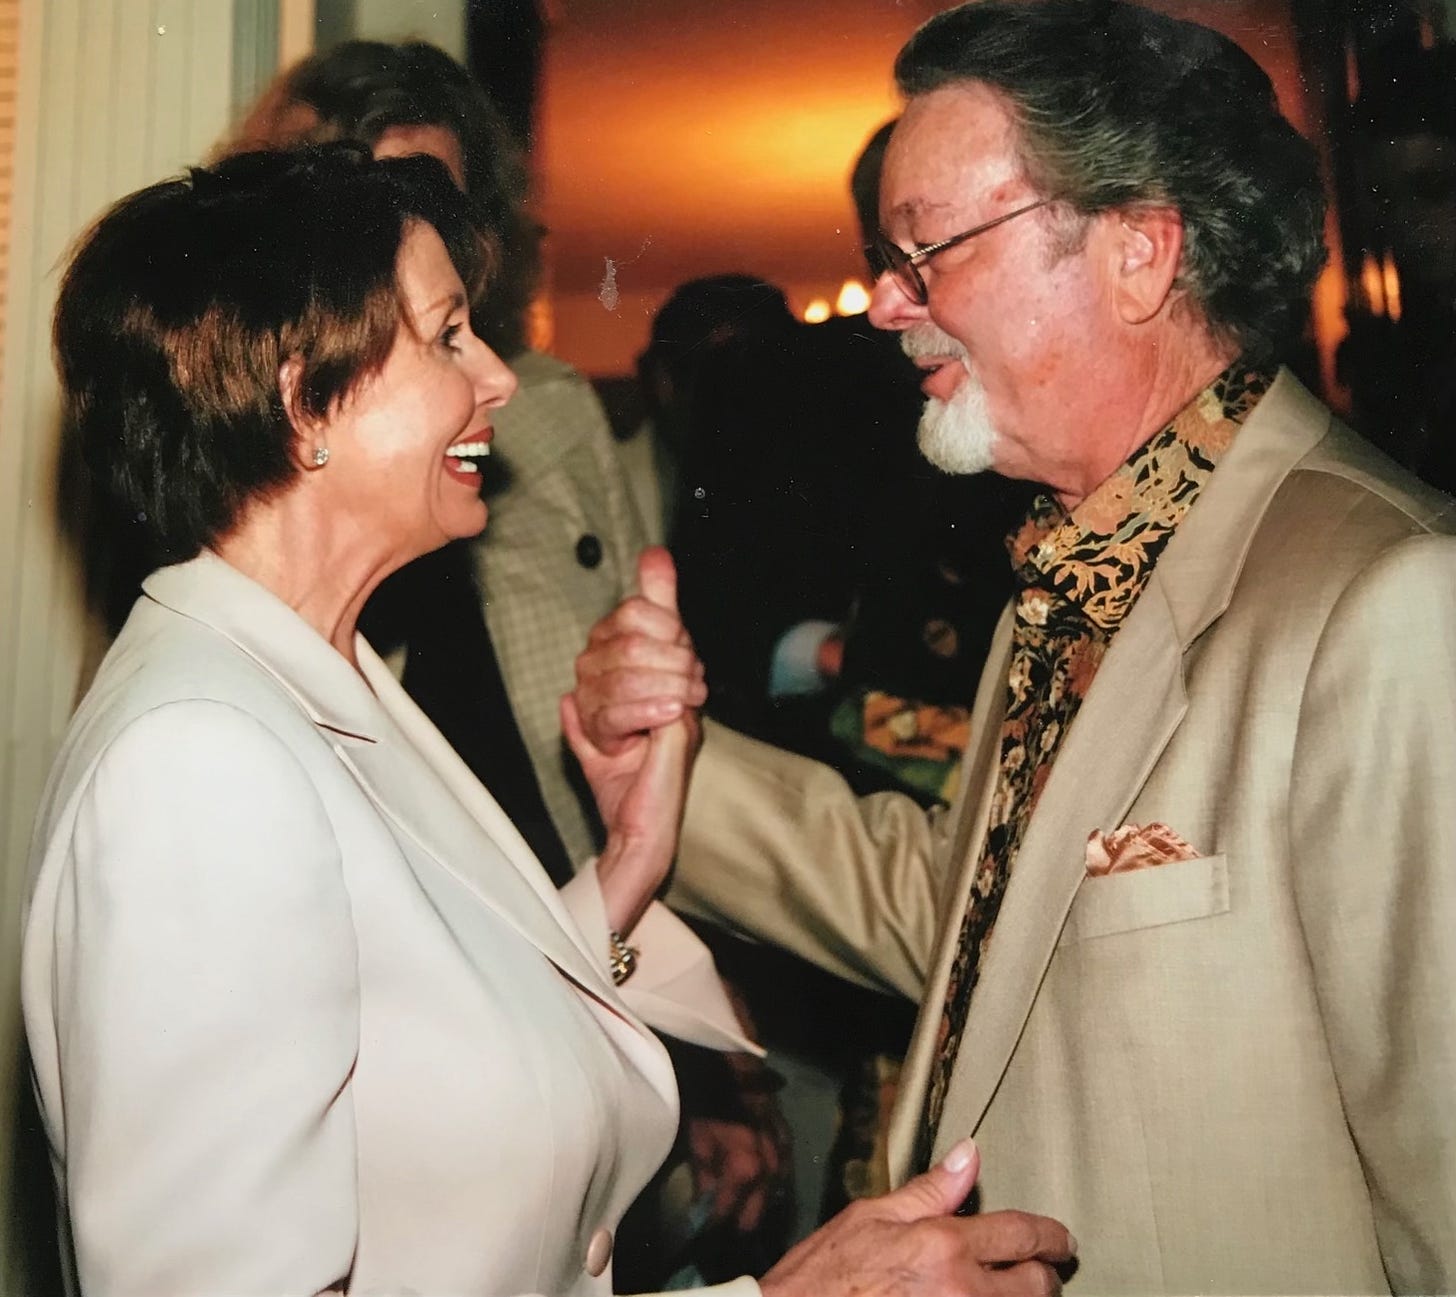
left=593, top=831, right=671, bottom=935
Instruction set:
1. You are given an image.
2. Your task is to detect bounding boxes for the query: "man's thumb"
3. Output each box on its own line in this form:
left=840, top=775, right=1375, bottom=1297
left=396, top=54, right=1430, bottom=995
left=636, top=545, right=679, bottom=613
left=879, top=1138, right=980, bottom=1223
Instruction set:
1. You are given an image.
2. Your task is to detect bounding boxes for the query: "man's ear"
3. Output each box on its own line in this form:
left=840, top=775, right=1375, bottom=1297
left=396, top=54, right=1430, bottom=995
left=279, top=356, right=329, bottom=471
left=1108, top=205, right=1184, bottom=325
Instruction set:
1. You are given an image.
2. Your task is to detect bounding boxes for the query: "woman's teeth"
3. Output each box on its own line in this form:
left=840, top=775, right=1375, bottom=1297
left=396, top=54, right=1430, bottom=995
left=445, top=440, right=491, bottom=473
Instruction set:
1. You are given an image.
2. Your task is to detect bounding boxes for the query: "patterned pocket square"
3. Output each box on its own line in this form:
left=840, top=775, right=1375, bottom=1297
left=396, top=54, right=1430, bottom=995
left=1085, top=822, right=1202, bottom=876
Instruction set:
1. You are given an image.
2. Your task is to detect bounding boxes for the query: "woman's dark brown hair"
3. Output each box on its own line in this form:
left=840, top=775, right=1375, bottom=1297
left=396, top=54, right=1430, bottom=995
left=55, top=144, right=486, bottom=567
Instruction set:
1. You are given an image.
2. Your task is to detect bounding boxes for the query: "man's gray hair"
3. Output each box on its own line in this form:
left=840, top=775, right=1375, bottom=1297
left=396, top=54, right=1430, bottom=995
left=896, top=0, right=1327, bottom=362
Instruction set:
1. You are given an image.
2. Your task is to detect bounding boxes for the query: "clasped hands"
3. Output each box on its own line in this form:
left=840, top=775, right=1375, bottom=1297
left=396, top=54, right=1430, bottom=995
left=568, top=548, right=1076, bottom=1295
left=559, top=547, right=706, bottom=934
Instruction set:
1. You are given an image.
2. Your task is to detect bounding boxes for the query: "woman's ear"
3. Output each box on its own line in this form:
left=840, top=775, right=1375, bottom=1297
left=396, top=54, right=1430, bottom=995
left=1109, top=205, right=1184, bottom=325
left=279, top=356, right=329, bottom=470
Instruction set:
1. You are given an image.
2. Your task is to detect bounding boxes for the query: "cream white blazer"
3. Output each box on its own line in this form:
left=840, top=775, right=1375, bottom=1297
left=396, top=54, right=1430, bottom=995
left=23, top=551, right=759, bottom=1297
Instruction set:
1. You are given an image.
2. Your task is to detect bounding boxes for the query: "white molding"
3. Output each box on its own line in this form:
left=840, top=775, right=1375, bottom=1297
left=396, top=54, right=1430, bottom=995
left=278, top=0, right=314, bottom=67
left=0, top=1, right=280, bottom=1284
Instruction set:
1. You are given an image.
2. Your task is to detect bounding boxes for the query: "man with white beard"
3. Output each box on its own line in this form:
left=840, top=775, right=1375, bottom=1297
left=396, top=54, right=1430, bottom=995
left=900, top=322, right=998, bottom=476
left=573, top=1, right=1456, bottom=1292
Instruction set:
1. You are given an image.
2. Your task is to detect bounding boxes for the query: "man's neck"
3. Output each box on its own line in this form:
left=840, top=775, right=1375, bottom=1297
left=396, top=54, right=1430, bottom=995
left=1053, top=329, right=1240, bottom=513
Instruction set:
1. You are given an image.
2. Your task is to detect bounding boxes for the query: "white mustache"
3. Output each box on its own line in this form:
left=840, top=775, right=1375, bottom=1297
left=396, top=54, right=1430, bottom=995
left=900, top=322, right=970, bottom=365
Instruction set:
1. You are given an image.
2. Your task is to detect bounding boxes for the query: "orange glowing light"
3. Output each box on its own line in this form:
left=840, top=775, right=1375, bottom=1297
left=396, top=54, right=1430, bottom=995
left=835, top=279, right=870, bottom=315
left=1360, top=253, right=1386, bottom=317
left=526, top=295, right=555, bottom=352
left=1381, top=254, right=1402, bottom=323
left=803, top=298, right=832, bottom=324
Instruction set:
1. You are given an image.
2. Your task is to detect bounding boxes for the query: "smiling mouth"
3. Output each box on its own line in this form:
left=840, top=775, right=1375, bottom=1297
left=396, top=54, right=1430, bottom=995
left=444, top=436, right=492, bottom=476
left=914, top=356, right=960, bottom=396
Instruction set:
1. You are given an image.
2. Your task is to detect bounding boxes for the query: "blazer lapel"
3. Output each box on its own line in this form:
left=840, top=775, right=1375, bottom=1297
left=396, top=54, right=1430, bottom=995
left=348, top=645, right=621, bottom=1005
left=888, top=605, right=1012, bottom=1175
left=890, top=369, right=1335, bottom=1174
left=143, top=554, right=649, bottom=1043
left=345, top=649, right=680, bottom=1111
left=930, top=582, right=1188, bottom=1156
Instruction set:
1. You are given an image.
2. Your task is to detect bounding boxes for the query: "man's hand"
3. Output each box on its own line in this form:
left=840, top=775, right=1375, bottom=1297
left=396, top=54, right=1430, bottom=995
left=760, top=1140, right=1075, bottom=1297
left=573, top=547, right=706, bottom=756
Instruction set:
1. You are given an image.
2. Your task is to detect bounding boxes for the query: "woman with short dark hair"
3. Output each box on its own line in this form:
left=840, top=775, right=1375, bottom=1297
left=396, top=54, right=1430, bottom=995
left=25, top=143, right=736, bottom=1296
left=224, top=41, right=652, bottom=879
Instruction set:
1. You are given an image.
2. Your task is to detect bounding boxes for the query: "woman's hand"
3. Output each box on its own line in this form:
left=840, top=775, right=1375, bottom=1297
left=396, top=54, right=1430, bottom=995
left=760, top=1140, right=1076, bottom=1297
left=562, top=549, right=703, bottom=932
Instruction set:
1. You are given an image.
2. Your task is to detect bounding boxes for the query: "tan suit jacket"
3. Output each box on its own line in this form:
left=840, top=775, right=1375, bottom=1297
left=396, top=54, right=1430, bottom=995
left=24, top=552, right=756, bottom=1297
left=478, top=350, right=650, bottom=865
left=673, top=372, right=1456, bottom=1295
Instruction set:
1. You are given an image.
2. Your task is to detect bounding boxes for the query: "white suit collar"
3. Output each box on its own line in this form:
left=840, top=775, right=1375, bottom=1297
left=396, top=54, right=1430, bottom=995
left=142, top=549, right=384, bottom=743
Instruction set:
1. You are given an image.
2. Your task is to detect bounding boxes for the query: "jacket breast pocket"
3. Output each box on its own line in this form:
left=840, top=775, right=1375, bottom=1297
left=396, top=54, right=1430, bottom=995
left=1060, top=852, right=1230, bottom=944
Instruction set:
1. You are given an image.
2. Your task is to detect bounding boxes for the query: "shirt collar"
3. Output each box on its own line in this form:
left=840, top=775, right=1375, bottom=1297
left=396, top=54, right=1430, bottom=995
left=1007, top=362, right=1273, bottom=629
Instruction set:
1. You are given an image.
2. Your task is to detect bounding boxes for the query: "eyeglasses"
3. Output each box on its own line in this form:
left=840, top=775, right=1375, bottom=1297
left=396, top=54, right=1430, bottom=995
left=867, top=198, right=1052, bottom=306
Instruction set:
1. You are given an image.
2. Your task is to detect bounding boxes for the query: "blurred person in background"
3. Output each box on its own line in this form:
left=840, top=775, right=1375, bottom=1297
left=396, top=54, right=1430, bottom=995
left=631, top=275, right=796, bottom=551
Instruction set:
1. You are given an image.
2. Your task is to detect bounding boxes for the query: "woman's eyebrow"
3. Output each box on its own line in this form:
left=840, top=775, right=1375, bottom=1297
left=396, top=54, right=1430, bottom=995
left=423, top=290, right=467, bottom=318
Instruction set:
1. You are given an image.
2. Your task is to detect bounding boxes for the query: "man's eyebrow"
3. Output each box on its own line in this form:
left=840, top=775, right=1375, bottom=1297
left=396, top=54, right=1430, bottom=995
left=885, top=198, right=957, bottom=225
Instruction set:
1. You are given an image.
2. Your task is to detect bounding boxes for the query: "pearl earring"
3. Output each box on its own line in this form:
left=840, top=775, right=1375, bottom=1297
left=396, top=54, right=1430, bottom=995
left=312, top=446, right=330, bottom=467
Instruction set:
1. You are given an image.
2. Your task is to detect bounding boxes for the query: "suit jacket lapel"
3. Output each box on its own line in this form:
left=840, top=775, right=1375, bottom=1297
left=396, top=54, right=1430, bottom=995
left=349, top=645, right=622, bottom=1006
left=888, top=369, right=1334, bottom=1176
left=347, top=655, right=683, bottom=1114
left=931, top=582, right=1188, bottom=1155
left=330, top=657, right=682, bottom=1113
left=888, top=605, right=1013, bottom=1174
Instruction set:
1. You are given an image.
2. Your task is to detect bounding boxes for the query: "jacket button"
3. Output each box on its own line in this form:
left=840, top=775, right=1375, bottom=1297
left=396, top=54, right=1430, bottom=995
left=585, top=1227, right=613, bottom=1277
left=575, top=533, right=603, bottom=569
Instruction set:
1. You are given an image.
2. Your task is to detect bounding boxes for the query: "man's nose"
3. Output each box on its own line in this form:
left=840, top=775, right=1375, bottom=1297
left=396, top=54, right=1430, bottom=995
left=867, top=271, right=928, bottom=331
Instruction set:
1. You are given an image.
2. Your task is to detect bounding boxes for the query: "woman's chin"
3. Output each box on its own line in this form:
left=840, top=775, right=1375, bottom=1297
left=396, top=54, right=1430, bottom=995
left=448, top=499, right=489, bottom=540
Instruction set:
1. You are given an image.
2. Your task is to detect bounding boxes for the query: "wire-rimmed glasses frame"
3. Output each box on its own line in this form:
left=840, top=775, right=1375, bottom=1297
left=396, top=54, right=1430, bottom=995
left=867, top=198, right=1053, bottom=306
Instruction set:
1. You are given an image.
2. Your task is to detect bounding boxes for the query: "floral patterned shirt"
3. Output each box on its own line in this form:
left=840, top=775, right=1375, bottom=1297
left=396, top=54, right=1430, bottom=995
left=917, top=363, right=1272, bottom=1162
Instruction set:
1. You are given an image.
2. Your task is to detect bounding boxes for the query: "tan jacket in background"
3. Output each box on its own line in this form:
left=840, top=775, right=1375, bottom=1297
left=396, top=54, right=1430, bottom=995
left=673, top=372, right=1456, bottom=1295
left=479, top=349, right=650, bottom=865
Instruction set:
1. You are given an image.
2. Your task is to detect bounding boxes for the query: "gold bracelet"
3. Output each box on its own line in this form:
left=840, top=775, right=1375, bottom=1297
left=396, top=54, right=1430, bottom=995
left=608, top=929, right=640, bottom=986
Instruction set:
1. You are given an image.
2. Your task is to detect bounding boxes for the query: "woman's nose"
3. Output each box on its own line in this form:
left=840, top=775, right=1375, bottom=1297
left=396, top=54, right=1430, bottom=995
left=473, top=338, right=518, bottom=408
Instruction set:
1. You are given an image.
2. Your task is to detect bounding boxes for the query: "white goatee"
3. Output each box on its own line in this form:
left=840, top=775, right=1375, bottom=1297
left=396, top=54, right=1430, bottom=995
left=901, top=323, right=999, bottom=476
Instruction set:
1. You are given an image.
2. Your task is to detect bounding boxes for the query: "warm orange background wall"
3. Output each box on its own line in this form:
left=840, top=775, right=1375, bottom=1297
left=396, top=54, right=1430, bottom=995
left=537, top=0, right=1338, bottom=380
